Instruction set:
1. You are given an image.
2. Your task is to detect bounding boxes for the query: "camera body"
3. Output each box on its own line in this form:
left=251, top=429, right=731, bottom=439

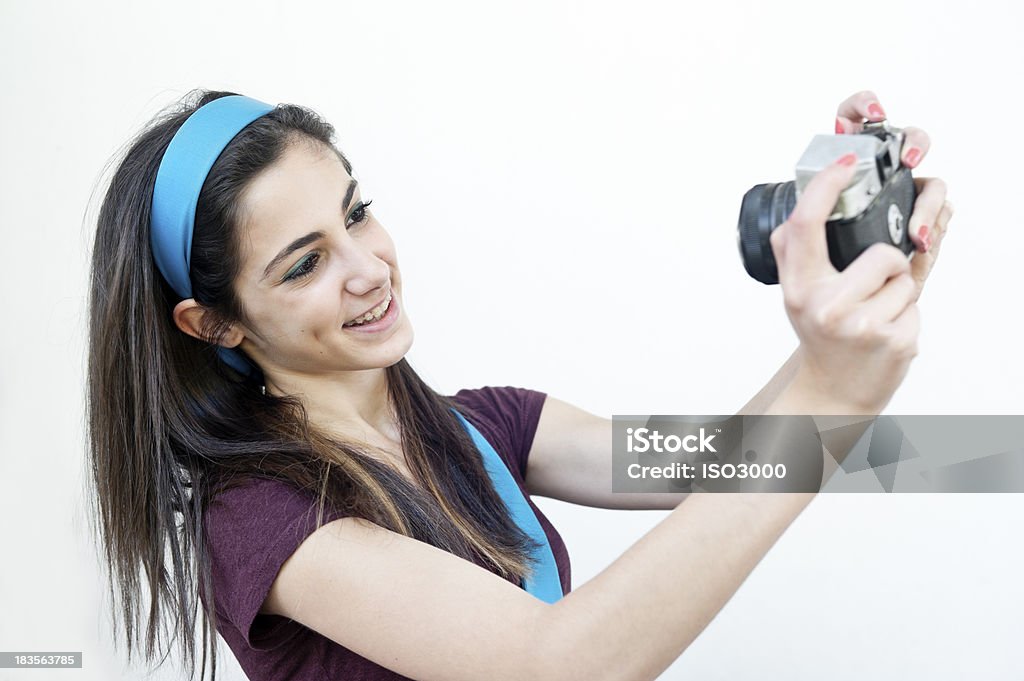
left=737, top=120, right=917, bottom=285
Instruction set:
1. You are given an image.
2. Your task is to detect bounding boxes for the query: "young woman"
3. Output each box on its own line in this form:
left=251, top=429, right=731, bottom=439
left=86, top=88, right=952, bottom=681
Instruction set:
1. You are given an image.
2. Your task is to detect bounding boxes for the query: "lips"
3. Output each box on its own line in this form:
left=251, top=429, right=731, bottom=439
left=345, top=290, right=393, bottom=325
left=342, top=291, right=398, bottom=332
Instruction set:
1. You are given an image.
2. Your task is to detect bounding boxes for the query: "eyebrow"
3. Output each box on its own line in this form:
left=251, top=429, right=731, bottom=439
left=261, top=178, right=359, bottom=282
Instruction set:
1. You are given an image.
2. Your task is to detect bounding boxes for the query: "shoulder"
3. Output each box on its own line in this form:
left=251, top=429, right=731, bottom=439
left=204, top=475, right=339, bottom=546
left=449, top=386, right=549, bottom=442
left=202, top=475, right=347, bottom=650
left=449, top=385, right=548, bottom=479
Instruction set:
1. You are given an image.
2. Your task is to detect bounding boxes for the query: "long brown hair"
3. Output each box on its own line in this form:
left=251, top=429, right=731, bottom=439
left=85, top=89, right=542, bottom=681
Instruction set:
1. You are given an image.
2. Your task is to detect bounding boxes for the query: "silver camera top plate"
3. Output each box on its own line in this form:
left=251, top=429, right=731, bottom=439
left=794, top=121, right=905, bottom=221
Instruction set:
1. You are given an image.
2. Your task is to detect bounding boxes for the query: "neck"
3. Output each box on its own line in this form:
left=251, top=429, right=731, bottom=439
left=264, top=366, right=400, bottom=445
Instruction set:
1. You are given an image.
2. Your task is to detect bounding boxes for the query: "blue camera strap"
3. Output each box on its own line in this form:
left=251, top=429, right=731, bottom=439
left=450, top=407, right=564, bottom=603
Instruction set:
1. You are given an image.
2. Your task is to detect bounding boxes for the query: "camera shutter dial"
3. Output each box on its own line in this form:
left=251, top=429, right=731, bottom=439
left=887, top=203, right=905, bottom=245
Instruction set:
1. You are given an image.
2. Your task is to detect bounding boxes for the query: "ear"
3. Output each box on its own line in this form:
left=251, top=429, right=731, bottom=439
left=172, top=298, right=245, bottom=349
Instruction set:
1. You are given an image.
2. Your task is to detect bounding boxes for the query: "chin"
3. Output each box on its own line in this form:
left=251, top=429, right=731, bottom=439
left=390, top=324, right=415, bottom=361
left=350, top=324, right=414, bottom=370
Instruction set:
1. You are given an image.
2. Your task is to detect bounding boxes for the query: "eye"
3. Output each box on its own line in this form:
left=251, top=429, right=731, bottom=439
left=283, top=199, right=375, bottom=283
left=283, top=252, right=320, bottom=282
left=346, top=199, right=373, bottom=228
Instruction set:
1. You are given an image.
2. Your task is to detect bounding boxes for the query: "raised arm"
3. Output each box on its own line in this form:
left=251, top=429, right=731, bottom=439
left=527, top=90, right=953, bottom=510
left=521, top=344, right=805, bottom=512
left=260, top=376, right=858, bottom=681
left=259, top=490, right=811, bottom=681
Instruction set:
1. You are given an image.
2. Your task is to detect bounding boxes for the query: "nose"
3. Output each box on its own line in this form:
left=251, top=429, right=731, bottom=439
left=340, top=241, right=390, bottom=297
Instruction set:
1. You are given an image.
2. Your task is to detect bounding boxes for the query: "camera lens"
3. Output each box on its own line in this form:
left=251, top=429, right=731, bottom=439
left=737, top=181, right=797, bottom=285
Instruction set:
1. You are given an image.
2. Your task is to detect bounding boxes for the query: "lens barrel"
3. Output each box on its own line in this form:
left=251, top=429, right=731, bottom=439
left=737, top=181, right=797, bottom=285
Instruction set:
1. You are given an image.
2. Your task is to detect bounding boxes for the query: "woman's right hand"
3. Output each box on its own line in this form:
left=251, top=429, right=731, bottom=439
left=768, top=154, right=931, bottom=414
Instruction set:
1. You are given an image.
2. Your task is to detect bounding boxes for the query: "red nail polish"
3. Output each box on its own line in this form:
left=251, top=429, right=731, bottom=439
left=917, top=224, right=930, bottom=251
left=904, top=147, right=922, bottom=168
left=868, top=102, right=886, bottom=119
left=835, top=118, right=844, bottom=134
left=837, top=152, right=857, bottom=167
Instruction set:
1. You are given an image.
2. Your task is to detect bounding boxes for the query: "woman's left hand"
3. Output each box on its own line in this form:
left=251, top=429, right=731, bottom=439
left=833, top=90, right=953, bottom=300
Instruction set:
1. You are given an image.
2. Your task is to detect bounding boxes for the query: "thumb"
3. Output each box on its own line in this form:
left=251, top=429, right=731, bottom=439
left=776, top=153, right=859, bottom=283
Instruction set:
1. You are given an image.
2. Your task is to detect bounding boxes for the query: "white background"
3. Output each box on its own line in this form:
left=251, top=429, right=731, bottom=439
left=1, top=0, right=1022, bottom=679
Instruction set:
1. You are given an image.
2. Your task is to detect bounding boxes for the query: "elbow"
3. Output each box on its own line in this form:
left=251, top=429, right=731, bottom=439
left=524, top=599, right=625, bottom=681
left=521, top=600, right=577, bottom=681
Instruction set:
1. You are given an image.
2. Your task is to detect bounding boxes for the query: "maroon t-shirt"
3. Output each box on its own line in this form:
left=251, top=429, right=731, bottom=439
left=201, top=385, right=571, bottom=680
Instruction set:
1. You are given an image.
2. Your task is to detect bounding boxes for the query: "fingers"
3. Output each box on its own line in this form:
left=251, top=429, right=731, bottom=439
left=835, top=242, right=913, bottom=305
left=899, top=126, right=931, bottom=170
left=773, top=153, right=860, bottom=285
left=835, top=93, right=930, bottom=169
left=835, top=90, right=887, bottom=135
left=936, top=199, right=954, bottom=241
left=881, top=301, right=921, bottom=360
left=909, top=198, right=954, bottom=300
left=907, top=177, right=948, bottom=252
left=856, top=272, right=917, bottom=324
left=929, top=199, right=953, bottom=260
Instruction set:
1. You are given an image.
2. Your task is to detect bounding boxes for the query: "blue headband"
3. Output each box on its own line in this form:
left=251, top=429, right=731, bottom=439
left=150, top=95, right=275, bottom=377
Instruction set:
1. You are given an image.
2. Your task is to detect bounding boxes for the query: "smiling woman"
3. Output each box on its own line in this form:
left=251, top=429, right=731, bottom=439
left=85, top=90, right=561, bottom=681
left=85, top=87, right=951, bottom=681
left=172, top=135, right=416, bottom=386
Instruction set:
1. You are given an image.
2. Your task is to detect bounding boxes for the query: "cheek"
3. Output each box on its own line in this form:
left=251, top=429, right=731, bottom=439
left=254, top=295, right=333, bottom=341
left=297, top=286, right=342, bottom=325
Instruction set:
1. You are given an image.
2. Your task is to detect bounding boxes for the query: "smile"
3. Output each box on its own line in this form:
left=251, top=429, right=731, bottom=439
left=343, top=292, right=395, bottom=328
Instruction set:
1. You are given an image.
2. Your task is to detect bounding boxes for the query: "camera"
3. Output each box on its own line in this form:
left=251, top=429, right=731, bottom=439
left=737, top=120, right=917, bottom=285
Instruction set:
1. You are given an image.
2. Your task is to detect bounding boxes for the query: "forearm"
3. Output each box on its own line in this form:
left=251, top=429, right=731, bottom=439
left=542, top=491, right=814, bottom=681
left=737, top=345, right=803, bottom=415
left=638, top=345, right=805, bottom=510
left=537, top=378, right=864, bottom=681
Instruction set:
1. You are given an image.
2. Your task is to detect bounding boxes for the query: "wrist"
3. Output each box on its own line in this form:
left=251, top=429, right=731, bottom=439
left=767, top=365, right=885, bottom=416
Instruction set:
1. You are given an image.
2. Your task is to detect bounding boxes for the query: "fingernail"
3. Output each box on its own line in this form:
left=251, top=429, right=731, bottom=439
left=868, top=102, right=886, bottom=119
left=904, top=147, right=922, bottom=168
left=917, top=224, right=930, bottom=252
left=837, top=152, right=857, bottom=167
left=835, top=118, right=845, bottom=134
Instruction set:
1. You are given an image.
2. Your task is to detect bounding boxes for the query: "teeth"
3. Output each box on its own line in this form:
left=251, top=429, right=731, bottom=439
left=344, top=293, right=392, bottom=327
